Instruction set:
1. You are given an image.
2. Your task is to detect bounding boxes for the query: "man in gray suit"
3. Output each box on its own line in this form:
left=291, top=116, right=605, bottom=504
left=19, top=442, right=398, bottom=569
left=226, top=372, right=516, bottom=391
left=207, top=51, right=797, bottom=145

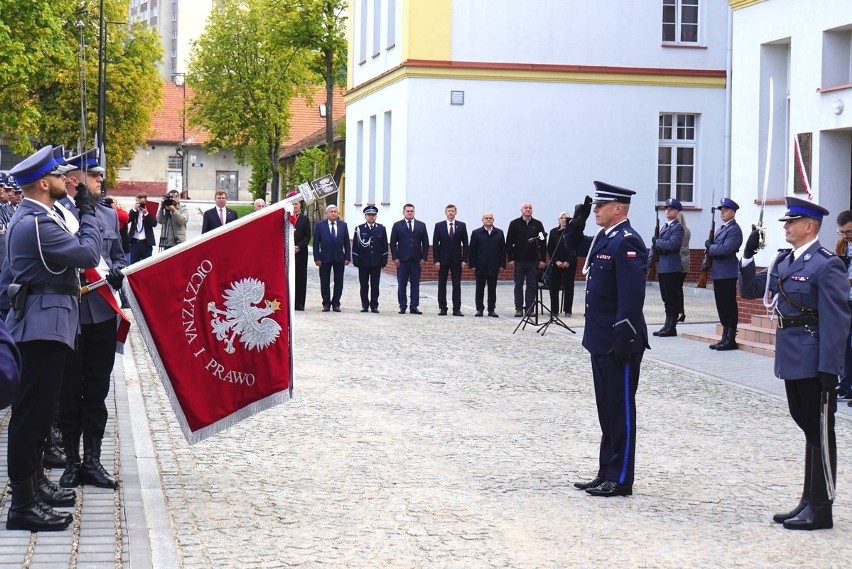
left=4, top=145, right=103, bottom=532
left=57, top=148, right=126, bottom=491
left=740, top=196, right=850, bottom=531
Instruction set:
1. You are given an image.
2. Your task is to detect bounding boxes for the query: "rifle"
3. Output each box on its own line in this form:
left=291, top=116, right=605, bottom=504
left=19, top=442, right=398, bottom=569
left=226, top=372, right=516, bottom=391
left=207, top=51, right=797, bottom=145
left=697, top=204, right=716, bottom=288
left=648, top=205, right=660, bottom=281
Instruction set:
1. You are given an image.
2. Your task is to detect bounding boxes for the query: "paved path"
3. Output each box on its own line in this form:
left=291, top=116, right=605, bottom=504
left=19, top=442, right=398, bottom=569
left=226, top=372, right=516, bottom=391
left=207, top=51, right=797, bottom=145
left=2, top=260, right=851, bottom=568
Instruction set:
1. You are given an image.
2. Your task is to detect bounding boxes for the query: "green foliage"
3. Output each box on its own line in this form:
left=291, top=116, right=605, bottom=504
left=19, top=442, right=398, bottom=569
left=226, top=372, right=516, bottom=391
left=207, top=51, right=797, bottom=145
left=0, top=0, right=75, bottom=151
left=187, top=0, right=347, bottom=203
left=0, top=0, right=162, bottom=188
left=287, top=146, right=329, bottom=191
left=231, top=204, right=255, bottom=218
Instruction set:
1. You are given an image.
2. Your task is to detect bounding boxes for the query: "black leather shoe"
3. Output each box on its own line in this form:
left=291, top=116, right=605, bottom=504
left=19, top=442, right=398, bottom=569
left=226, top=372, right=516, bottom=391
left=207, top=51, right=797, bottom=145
left=371, top=308, right=379, bottom=313
left=586, top=480, right=632, bottom=497
left=452, top=310, right=464, bottom=317
left=399, top=308, right=407, bottom=314
left=439, top=308, right=448, bottom=316
left=573, top=477, right=603, bottom=490
left=783, top=504, right=832, bottom=530
left=488, top=311, right=499, bottom=318
left=360, top=307, right=368, bottom=313
left=475, top=310, right=483, bottom=317
left=294, top=306, right=304, bottom=311
left=409, top=308, right=422, bottom=314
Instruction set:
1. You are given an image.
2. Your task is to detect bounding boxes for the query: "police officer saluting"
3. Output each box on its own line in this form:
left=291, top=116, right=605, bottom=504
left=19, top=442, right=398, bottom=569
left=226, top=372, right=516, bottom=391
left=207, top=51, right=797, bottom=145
left=56, top=148, right=125, bottom=491
left=352, top=205, right=388, bottom=313
left=739, top=196, right=850, bottom=530
left=564, top=181, right=649, bottom=497
left=4, top=146, right=103, bottom=531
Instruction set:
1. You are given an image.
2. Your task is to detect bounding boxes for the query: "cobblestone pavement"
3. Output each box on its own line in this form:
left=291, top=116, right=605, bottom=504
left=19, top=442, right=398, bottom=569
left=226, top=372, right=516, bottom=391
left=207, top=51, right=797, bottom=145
left=131, top=265, right=850, bottom=568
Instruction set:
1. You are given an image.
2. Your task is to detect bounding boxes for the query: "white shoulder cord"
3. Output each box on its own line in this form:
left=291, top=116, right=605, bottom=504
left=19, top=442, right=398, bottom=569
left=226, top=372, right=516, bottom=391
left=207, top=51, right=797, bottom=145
left=581, top=230, right=602, bottom=277
left=35, top=215, right=71, bottom=275
left=762, top=251, right=782, bottom=318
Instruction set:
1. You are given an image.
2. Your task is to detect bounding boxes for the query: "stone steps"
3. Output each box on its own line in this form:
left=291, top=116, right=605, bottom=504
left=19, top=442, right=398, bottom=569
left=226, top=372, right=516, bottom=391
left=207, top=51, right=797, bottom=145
left=681, top=315, right=776, bottom=357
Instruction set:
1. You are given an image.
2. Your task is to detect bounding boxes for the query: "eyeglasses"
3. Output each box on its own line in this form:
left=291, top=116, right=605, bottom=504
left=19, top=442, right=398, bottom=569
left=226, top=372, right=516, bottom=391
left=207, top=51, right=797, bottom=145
left=837, top=229, right=852, bottom=237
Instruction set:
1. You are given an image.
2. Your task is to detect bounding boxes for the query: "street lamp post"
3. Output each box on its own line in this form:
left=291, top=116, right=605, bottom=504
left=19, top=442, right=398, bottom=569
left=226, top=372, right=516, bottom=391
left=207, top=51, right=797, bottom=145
left=172, top=73, right=189, bottom=199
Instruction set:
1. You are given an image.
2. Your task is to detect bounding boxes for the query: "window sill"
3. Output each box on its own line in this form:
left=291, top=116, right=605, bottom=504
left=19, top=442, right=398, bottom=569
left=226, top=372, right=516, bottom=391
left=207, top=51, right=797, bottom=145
left=817, top=83, right=852, bottom=94
left=661, top=42, right=706, bottom=49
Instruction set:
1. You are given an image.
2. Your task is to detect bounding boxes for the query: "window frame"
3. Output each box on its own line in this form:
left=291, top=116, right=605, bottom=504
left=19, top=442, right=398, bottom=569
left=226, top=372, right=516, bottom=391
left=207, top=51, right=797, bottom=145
left=657, top=112, right=698, bottom=205
left=662, top=0, right=700, bottom=45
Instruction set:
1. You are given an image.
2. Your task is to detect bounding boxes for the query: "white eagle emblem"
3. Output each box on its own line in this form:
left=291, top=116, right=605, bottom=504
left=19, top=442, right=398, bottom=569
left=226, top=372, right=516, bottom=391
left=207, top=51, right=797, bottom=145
left=207, top=277, right=282, bottom=354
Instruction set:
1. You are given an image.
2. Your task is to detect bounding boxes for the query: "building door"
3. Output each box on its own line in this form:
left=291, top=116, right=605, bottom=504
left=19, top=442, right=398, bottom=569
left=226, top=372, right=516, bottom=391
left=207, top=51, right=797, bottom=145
left=216, top=171, right=239, bottom=200
left=167, top=170, right=181, bottom=194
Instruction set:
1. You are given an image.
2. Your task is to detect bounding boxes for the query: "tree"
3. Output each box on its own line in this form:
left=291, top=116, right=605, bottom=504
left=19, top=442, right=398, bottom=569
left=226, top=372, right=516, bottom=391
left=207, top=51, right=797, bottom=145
left=188, top=0, right=318, bottom=204
left=0, top=0, right=162, bottom=188
left=0, top=0, right=75, bottom=152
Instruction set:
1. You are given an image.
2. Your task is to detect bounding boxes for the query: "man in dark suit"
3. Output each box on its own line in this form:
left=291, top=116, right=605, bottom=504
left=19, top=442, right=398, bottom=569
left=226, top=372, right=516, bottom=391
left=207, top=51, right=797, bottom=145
left=468, top=212, right=506, bottom=317
left=292, top=200, right=311, bottom=311
left=564, top=181, right=648, bottom=498
left=352, top=205, right=388, bottom=313
left=4, top=145, right=103, bottom=531
left=127, top=193, right=157, bottom=263
left=740, top=197, right=850, bottom=530
left=389, top=203, right=429, bottom=314
left=505, top=202, right=547, bottom=316
left=432, top=204, right=469, bottom=316
left=201, top=190, right=238, bottom=233
left=313, top=204, right=350, bottom=311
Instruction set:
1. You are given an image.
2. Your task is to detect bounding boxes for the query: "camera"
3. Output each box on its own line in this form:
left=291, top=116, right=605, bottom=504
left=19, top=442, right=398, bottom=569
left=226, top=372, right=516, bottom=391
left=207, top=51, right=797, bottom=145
left=161, top=194, right=175, bottom=208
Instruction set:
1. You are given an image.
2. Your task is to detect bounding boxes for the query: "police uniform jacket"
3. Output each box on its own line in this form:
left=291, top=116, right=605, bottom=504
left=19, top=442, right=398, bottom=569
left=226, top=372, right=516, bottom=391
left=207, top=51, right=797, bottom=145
left=390, top=219, right=429, bottom=262
left=4, top=199, right=102, bottom=349
left=740, top=242, right=850, bottom=379
left=708, top=219, right=743, bottom=280
left=654, top=219, right=685, bottom=274
left=572, top=220, right=649, bottom=356
left=59, top=198, right=126, bottom=325
left=469, top=226, right=506, bottom=277
left=352, top=222, right=388, bottom=268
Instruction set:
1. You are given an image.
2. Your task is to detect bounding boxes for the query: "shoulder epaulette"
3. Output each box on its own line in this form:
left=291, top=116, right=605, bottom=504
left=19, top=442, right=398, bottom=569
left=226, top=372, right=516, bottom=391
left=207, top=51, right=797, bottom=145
left=818, top=247, right=835, bottom=257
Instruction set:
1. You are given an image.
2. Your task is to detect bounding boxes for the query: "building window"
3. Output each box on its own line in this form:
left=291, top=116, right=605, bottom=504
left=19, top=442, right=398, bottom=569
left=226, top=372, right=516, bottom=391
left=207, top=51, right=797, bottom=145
left=372, top=0, right=381, bottom=57
left=821, top=26, right=852, bottom=89
left=358, top=0, right=367, bottom=63
left=662, top=0, right=699, bottom=44
left=387, top=0, right=396, bottom=48
left=383, top=111, right=392, bottom=203
left=657, top=113, right=697, bottom=203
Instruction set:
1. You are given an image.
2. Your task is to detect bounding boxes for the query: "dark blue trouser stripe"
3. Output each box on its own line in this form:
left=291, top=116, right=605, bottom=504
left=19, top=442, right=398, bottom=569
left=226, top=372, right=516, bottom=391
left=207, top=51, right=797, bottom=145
left=619, top=361, right=632, bottom=485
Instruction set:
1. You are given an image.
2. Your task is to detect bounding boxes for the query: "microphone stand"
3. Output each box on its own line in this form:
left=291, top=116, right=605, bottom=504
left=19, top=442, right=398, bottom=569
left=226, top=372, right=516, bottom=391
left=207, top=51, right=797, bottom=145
left=513, top=231, right=575, bottom=336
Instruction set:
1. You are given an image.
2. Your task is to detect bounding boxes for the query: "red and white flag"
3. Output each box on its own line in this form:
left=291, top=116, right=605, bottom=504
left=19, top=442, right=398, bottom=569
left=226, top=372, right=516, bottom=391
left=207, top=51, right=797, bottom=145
left=125, top=203, right=293, bottom=444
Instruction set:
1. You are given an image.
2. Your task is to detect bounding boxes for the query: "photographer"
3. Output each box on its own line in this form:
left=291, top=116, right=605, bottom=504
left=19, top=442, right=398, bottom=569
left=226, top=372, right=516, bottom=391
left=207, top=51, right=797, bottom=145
left=156, top=190, right=187, bottom=250
left=128, top=193, right=157, bottom=263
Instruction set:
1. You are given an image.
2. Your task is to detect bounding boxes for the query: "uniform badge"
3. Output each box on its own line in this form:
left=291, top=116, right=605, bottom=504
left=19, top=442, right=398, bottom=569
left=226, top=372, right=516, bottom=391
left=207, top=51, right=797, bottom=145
left=626, top=251, right=637, bottom=258
left=803, top=253, right=812, bottom=261
left=622, top=230, right=633, bottom=237
left=596, top=254, right=611, bottom=260
left=790, top=275, right=809, bottom=281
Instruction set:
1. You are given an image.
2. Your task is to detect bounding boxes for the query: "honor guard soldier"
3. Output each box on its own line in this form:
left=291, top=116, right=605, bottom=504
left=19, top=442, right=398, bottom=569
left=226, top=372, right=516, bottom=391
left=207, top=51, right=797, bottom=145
left=707, top=198, right=743, bottom=350
left=739, top=197, right=850, bottom=530
left=352, top=205, right=388, bottom=313
left=4, top=145, right=103, bottom=531
left=652, top=198, right=686, bottom=337
left=56, top=148, right=126, bottom=491
left=563, top=181, right=649, bottom=497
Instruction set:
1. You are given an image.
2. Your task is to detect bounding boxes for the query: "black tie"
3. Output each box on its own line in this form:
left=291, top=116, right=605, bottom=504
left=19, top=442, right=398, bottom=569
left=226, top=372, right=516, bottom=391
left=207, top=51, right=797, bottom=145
left=331, top=222, right=336, bottom=238
left=449, top=223, right=454, bottom=238
left=788, top=252, right=795, bottom=266
left=407, top=220, right=412, bottom=232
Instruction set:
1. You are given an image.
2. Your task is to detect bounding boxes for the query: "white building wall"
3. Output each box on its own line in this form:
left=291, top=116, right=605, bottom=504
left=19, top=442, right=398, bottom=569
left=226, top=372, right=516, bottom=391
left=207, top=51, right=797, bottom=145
left=731, top=0, right=852, bottom=261
left=346, top=0, right=730, bottom=240
left=452, top=1, right=728, bottom=70
left=351, top=0, right=403, bottom=88
left=346, top=76, right=726, bottom=240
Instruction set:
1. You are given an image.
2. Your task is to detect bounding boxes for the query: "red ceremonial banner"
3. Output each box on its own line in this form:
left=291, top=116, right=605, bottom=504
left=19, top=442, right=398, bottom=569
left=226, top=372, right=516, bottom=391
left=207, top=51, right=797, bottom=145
left=125, top=204, right=293, bottom=444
